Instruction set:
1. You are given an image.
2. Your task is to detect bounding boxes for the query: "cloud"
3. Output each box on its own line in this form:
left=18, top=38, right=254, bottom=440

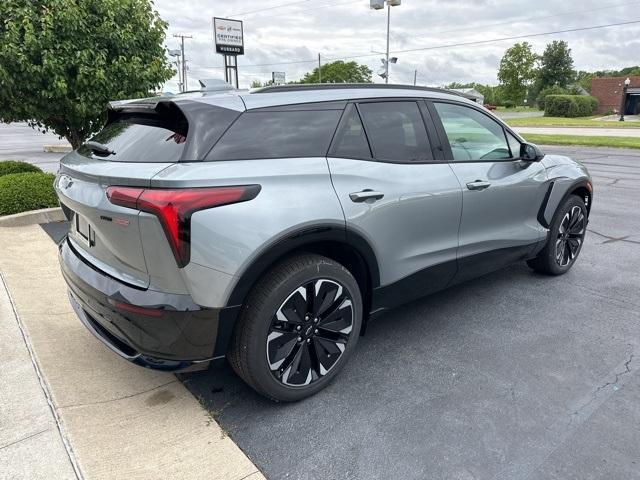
left=154, top=0, right=639, bottom=91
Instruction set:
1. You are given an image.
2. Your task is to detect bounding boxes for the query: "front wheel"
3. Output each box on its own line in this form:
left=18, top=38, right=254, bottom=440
left=527, top=195, right=588, bottom=275
left=228, top=254, right=362, bottom=402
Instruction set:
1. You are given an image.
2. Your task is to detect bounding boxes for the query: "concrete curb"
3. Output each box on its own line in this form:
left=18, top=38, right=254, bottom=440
left=44, top=144, right=72, bottom=153
left=0, top=225, right=265, bottom=480
left=0, top=207, right=65, bottom=227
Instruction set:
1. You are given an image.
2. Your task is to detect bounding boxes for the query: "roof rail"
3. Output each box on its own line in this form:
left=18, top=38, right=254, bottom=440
left=252, top=83, right=470, bottom=98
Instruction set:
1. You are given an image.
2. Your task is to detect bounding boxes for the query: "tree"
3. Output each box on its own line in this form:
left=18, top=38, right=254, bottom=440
left=298, top=61, right=372, bottom=84
left=497, top=42, right=537, bottom=105
left=0, top=0, right=174, bottom=148
left=537, top=40, right=575, bottom=90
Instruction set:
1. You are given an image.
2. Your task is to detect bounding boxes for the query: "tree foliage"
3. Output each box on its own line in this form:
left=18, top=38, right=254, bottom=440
left=497, top=42, right=537, bottom=105
left=0, top=0, right=174, bottom=147
left=298, top=61, right=372, bottom=84
left=537, top=40, right=574, bottom=90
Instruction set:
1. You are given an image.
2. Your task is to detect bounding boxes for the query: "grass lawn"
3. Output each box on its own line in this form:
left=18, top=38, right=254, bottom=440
left=521, top=133, right=640, bottom=149
left=505, top=116, right=640, bottom=129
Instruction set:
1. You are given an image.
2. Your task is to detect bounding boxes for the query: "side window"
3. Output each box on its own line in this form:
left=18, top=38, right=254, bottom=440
left=434, top=102, right=512, bottom=161
left=207, top=109, right=342, bottom=160
left=329, top=104, right=372, bottom=159
left=358, top=101, right=432, bottom=162
left=506, top=131, right=522, bottom=159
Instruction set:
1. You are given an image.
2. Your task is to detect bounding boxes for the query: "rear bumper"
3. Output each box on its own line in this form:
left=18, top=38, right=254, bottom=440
left=59, top=237, right=238, bottom=372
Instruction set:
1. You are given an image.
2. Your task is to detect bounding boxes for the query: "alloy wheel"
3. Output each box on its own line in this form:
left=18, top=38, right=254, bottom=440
left=555, top=205, right=586, bottom=267
left=266, top=279, right=354, bottom=387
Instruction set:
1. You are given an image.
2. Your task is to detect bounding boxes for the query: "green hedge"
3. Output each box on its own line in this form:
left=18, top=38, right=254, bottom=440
left=536, top=86, right=567, bottom=110
left=0, top=172, right=58, bottom=216
left=0, top=160, right=42, bottom=177
left=544, top=95, right=599, bottom=118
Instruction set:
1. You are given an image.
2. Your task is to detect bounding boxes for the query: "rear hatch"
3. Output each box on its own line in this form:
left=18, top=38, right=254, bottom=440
left=57, top=106, right=190, bottom=288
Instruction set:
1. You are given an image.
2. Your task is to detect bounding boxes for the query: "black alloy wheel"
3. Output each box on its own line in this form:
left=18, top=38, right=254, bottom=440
left=228, top=254, right=362, bottom=402
left=267, top=279, right=354, bottom=386
left=555, top=205, right=586, bottom=267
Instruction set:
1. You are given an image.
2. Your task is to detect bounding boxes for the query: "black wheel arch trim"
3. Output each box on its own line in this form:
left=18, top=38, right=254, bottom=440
left=538, top=178, right=592, bottom=229
left=225, top=223, right=380, bottom=309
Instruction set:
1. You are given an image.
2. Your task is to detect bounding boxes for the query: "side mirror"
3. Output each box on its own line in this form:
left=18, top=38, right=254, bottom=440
left=520, top=142, right=545, bottom=162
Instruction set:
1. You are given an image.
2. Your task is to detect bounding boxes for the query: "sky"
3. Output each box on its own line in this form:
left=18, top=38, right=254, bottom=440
left=153, top=0, right=640, bottom=92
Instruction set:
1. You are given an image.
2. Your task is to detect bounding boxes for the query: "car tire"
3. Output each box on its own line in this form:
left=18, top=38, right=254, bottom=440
left=227, top=253, right=363, bottom=402
left=527, top=195, right=588, bottom=275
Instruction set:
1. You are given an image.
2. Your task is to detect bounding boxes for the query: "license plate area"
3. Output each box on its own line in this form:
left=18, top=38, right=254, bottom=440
left=75, top=213, right=94, bottom=247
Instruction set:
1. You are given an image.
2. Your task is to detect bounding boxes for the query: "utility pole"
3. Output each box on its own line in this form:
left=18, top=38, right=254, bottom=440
left=413, top=69, right=417, bottom=86
left=318, top=53, right=322, bottom=83
left=385, top=3, right=391, bottom=84
left=173, top=34, right=192, bottom=92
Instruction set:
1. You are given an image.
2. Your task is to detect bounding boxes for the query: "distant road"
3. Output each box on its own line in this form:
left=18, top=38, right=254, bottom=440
left=514, top=126, right=640, bottom=137
left=495, top=110, right=544, bottom=119
left=0, top=123, right=66, bottom=173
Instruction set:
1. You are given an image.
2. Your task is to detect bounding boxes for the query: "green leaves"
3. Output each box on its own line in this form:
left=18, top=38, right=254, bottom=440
left=0, top=0, right=175, bottom=148
left=497, top=42, right=538, bottom=105
left=298, top=61, right=373, bottom=84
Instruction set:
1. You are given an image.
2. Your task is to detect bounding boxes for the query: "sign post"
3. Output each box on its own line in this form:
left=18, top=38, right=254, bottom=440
left=213, top=17, right=244, bottom=89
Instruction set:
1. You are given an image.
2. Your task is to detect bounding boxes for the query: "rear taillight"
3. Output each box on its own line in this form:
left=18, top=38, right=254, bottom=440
left=106, top=185, right=261, bottom=267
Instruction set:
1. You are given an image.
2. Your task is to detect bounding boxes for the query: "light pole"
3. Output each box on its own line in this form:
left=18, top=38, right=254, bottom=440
left=620, top=77, right=631, bottom=121
left=168, top=49, right=182, bottom=93
left=370, top=0, right=401, bottom=84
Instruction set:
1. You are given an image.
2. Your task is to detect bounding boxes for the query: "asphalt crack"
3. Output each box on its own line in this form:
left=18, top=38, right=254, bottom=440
left=571, top=353, right=635, bottom=421
left=588, top=228, right=640, bottom=246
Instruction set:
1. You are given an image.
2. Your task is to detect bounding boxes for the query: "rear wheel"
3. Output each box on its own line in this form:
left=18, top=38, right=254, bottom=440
left=527, top=195, right=587, bottom=275
left=228, top=254, right=362, bottom=402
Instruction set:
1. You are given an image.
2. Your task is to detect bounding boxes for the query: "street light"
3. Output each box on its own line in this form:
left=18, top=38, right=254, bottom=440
left=168, top=49, right=183, bottom=92
left=620, top=77, right=631, bottom=122
left=370, top=0, right=401, bottom=84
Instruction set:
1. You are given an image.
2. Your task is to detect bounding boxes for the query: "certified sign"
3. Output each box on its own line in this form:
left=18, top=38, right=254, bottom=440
left=213, top=17, right=244, bottom=55
left=272, top=72, right=286, bottom=85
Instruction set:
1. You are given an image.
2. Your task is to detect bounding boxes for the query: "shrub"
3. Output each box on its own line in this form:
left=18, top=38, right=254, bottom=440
left=0, top=172, right=58, bottom=216
left=503, top=100, right=516, bottom=108
left=0, top=160, right=42, bottom=177
left=536, top=85, right=567, bottom=110
left=544, top=95, right=599, bottom=117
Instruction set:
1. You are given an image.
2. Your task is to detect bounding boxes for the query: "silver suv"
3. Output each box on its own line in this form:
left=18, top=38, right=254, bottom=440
left=56, top=84, right=592, bottom=401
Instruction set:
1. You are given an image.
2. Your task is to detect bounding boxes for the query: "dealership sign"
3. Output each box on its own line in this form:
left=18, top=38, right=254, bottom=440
left=213, top=17, right=244, bottom=55
left=272, top=72, right=286, bottom=85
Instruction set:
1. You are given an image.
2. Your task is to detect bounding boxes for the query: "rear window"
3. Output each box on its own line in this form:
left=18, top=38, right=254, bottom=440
left=78, top=119, right=187, bottom=163
left=207, top=110, right=342, bottom=161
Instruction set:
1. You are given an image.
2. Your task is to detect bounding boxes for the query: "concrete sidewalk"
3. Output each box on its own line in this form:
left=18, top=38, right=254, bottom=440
left=514, top=126, right=640, bottom=137
left=0, top=224, right=264, bottom=480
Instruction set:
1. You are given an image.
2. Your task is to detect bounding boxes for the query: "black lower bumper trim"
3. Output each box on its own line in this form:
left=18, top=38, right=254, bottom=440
left=59, top=237, right=235, bottom=371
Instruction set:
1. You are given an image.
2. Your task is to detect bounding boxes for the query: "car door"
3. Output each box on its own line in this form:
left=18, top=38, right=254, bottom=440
left=427, top=100, right=549, bottom=284
left=327, top=100, right=462, bottom=312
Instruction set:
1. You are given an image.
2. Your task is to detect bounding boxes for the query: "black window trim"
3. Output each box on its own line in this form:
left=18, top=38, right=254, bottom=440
left=427, top=99, right=524, bottom=164
left=332, top=97, right=438, bottom=165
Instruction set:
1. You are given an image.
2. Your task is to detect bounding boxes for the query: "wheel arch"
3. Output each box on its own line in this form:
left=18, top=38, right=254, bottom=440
left=539, top=178, right=593, bottom=228
left=225, top=224, right=380, bottom=317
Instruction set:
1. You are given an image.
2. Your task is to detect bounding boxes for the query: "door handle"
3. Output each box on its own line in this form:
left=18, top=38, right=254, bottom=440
left=349, top=190, right=385, bottom=203
left=466, top=180, right=491, bottom=191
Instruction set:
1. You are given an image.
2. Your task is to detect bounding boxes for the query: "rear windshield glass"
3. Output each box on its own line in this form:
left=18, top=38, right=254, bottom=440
left=78, top=119, right=187, bottom=162
left=207, top=110, right=342, bottom=161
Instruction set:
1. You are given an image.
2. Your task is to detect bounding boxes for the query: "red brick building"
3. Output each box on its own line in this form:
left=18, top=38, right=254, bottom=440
left=591, top=76, right=640, bottom=115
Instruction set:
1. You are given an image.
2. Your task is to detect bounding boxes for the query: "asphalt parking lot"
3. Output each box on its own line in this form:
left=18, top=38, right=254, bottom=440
left=42, top=146, right=640, bottom=480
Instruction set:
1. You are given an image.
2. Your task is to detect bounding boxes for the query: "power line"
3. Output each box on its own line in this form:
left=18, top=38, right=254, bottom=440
left=388, top=19, right=640, bottom=55
left=235, top=0, right=363, bottom=22
left=191, top=18, right=640, bottom=70
left=228, top=0, right=313, bottom=17
left=407, top=0, right=640, bottom=40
